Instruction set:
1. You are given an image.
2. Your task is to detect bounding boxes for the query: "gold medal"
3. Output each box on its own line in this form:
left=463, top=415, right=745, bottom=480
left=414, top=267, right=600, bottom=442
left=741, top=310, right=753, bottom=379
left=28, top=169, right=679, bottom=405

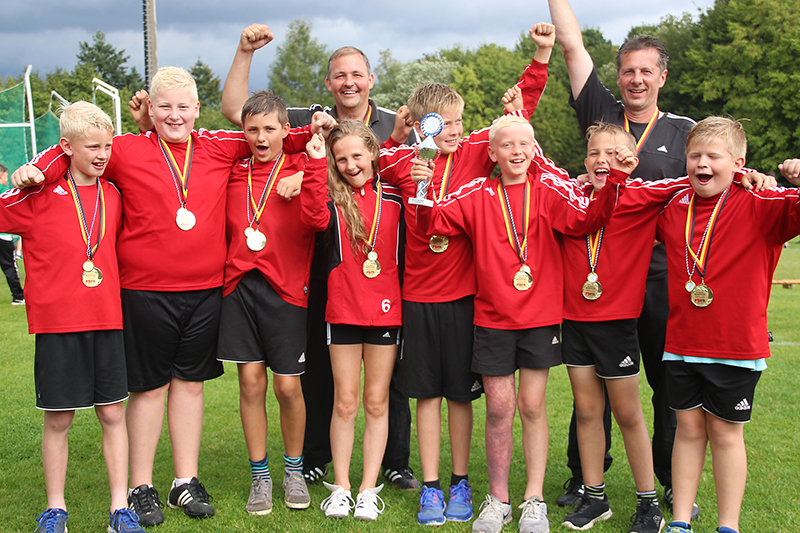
left=582, top=280, right=603, bottom=300
left=81, top=266, right=103, bottom=288
left=246, top=229, right=267, bottom=251
left=82, top=260, right=95, bottom=272
left=176, top=206, right=196, bottom=231
left=690, top=283, right=713, bottom=307
left=429, top=235, right=449, bottom=253
left=363, top=251, right=381, bottom=278
left=513, top=265, right=533, bottom=291
left=685, top=279, right=696, bottom=292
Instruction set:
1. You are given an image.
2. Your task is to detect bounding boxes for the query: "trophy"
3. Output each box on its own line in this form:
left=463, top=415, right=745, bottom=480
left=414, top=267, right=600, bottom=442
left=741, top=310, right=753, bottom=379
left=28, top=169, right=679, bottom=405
left=409, top=112, right=444, bottom=207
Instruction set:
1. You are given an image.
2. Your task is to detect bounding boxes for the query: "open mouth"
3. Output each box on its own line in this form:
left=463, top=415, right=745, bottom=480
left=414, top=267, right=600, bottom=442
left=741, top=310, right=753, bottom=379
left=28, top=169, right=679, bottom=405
left=695, top=172, right=713, bottom=184
left=594, top=168, right=609, bottom=178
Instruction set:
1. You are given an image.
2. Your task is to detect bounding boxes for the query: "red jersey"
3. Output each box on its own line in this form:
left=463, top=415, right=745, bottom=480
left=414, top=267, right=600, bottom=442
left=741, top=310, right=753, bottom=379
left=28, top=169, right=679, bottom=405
left=378, top=59, right=550, bottom=304
left=420, top=156, right=625, bottom=330
left=0, top=178, right=123, bottom=333
left=30, top=129, right=251, bottom=291
left=562, top=177, right=690, bottom=321
left=302, top=168, right=403, bottom=327
left=223, top=155, right=327, bottom=306
left=657, top=180, right=800, bottom=360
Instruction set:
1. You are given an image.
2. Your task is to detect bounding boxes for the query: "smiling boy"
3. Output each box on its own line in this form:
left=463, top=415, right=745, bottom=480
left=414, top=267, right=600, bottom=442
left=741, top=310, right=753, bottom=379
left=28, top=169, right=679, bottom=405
left=656, top=117, right=800, bottom=533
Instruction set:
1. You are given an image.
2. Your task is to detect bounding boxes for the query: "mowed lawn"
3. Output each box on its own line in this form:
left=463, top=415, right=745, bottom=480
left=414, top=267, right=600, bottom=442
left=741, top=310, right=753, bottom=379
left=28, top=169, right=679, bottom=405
left=0, top=248, right=798, bottom=533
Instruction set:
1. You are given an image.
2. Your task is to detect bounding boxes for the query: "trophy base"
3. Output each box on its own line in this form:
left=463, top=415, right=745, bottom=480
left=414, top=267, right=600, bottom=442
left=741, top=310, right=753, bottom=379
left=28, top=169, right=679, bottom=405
left=409, top=197, right=434, bottom=207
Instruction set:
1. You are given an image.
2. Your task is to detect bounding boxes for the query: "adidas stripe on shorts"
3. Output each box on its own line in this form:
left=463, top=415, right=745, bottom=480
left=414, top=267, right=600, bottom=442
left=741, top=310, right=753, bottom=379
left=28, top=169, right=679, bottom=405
left=561, top=318, right=640, bottom=378
left=472, top=324, right=562, bottom=376
left=665, top=359, right=761, bottom=423
left=217, top=270, right=307, bottom=376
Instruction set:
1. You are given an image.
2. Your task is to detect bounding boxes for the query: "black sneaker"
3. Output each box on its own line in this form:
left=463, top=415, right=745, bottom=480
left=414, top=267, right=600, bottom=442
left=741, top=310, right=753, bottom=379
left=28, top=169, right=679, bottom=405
left=381, top=466, right=421, bottom=490
left=663, top=487, right=700, bottom=519
left=303, top=463, right=328, bottom=484
left=128, top=484, right=165, bottom=527
left=557, top=476, right=585, bottom=507
left=563, top=494, right=612, bottom=530
left=167, top=478, right=215, bottom=518
left=629, top=498, right=664, bottom=533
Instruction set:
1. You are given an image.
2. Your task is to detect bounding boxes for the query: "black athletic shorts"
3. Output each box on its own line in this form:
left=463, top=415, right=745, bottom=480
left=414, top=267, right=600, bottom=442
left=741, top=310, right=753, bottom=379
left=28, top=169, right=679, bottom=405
left=472, top=324, right=562, bottom=376
left=122, top=287, right=224, bottom=392
left=398, top=297, right=482, bottom=401
left=217, top=270, right=307, bottom=375
left=666, top=359, right=761, bottom=423
left=34, top=330, right=128, bottom=410
left=327, top=323, right=400, bottom=346
left=562, top=319, right=640, bottom=378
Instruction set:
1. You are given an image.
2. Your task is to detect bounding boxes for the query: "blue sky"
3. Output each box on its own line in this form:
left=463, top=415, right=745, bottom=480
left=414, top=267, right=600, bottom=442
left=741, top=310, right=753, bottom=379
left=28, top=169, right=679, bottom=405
left=0, top=0, right=715, bottom=90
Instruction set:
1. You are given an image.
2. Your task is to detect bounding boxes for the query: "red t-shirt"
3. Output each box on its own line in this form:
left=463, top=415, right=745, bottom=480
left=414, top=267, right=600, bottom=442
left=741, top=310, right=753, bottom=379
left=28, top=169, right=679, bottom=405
left=0, top=178, right=123, bottom=333
left=657, top=180, right=800, bottom=360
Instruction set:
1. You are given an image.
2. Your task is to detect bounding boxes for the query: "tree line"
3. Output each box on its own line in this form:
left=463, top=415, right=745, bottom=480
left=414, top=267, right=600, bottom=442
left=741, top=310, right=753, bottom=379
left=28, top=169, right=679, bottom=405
left=3, top=0, right=799, bottom=176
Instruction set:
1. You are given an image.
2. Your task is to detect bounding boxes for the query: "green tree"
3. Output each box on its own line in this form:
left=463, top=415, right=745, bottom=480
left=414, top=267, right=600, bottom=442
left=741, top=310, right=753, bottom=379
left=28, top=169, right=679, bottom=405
left=372, top=50, right=459, bottom=111
left=77, top=30, right=143, bottom=91
left=678, top=0, right=800, bottom=170
left=190, top=59, right=222, bottom=109
left=268, top=18, right=330, bottom=107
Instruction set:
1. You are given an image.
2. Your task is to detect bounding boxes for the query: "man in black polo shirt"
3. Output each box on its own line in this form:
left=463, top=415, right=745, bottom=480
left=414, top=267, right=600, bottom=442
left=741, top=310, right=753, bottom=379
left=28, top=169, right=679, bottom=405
left=548, top=0, right=696, bottom=517
left=221, top=24, right=419, bottom=491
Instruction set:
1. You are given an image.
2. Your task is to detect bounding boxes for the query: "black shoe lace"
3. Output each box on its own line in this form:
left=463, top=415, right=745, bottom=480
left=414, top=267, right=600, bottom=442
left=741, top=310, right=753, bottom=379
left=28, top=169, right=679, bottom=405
left=132, top=487, right=163, bottom=513
left=563, top=476, right=582, bottom=494
left=630, top=499, right=655, bottom=528
left=187, top=480, right=213, bottom=503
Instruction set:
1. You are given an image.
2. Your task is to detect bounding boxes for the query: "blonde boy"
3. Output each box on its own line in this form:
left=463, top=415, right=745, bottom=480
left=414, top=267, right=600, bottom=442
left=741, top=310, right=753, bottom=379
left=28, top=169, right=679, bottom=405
left=2, top=102, right=144, bottom=533
left=656, top=117, right=800, bottom=533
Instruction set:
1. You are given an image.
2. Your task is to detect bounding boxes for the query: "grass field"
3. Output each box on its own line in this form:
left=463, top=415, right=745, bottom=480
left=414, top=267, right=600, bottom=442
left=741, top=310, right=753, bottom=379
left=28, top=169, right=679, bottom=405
left=0, top=250, right=798, bottom=533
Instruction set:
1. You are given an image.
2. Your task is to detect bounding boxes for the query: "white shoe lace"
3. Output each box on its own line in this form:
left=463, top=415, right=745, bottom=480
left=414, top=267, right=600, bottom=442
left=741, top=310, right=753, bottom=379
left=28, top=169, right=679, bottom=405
left=519, top=497, right=546, bottom=522
left=354, top=486, right=385, bottom=519
left=320, top=483, right=354, bottom=516
left=477, top=494, right=508, bottom=523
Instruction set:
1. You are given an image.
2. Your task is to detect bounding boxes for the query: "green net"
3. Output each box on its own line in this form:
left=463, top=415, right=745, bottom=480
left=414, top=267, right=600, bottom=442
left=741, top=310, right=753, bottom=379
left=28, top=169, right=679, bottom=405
left=34, top=110, right=61, bottom=154
left=0, top=82, right=34, bottom=171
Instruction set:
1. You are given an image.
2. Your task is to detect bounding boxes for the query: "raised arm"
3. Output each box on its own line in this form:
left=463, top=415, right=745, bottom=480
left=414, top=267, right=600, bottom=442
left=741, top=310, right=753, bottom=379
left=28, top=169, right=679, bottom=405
left=221, top=24, right=275, bottom=126
left=548, top=0, right=595, bottom=99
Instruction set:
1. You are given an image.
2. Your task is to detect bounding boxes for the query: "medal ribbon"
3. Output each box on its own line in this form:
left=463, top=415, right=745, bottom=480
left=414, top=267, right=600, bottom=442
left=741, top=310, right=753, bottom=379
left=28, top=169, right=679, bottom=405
left=624, top=107, right=659, bottom=155
left=498, top=180, right=531, bottom=264
left=685, top=188, right=730, bottom=279
left=585, top=189, right=605, bottom=272
left=362, top=180, right=383, bottom=252
left=246, top=152, right=285, bottom=227
left=65, top=170, right=105, bottom=261
left=363, top=104, right=373, bottom=126
left=435, top=153, right=455, bottom=201
left=159, top=136, right=194, bottom=206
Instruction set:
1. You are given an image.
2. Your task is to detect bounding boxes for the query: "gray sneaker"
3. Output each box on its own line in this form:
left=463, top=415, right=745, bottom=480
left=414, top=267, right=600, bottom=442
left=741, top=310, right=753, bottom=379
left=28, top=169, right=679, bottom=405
left=519, top=496, right=549, bottom=533
left=473, top=494, right=512, bottom=533
left=246, top=478, right=273, bottom=515
left=283, top=471, right=311, bottom=509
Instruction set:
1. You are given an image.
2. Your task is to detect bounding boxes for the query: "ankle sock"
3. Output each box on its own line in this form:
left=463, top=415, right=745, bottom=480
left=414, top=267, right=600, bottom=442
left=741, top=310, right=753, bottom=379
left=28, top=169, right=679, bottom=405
left=636, top=489, right=658, bottom=502
left=423, top=479, right=441, bottom=490
left=585, top=483, right=605, bottom=499
left=250, top=455, right=271, bottom=482
left=284, top=454, right=303, bottom=476
left=450, top=473, right=468, bottom=486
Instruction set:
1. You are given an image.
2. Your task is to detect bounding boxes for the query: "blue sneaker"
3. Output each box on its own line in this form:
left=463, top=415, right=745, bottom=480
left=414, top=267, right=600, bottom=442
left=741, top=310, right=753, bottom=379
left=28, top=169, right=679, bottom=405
left=445, top=479, right=473, bottom=521
left=666, top=521, right=693, bottom=533
left=417, top=486, right=446, bottom=526
left=108, top=508, right=145, bottom=533
left=717, top=528, right=738, bottom=533
left=35, top=508, right=68, bottom=533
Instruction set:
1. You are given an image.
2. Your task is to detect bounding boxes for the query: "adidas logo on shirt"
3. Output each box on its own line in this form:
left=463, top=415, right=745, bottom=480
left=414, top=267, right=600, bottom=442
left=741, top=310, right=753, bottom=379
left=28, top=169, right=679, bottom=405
left=734, top=398, right=751, bottom=411
left=657, top=145, right=668, bottom=153
left=619, top=356, right=634, bottom=368
left=53, top=185, right=68, bottom=195
left=298, top=352, right=306, bottom=363
left=551, top=336, right=560, bottom=345
left=471, top=380, right=482, bottom=392
left=679, top=194, right=691, bottom=206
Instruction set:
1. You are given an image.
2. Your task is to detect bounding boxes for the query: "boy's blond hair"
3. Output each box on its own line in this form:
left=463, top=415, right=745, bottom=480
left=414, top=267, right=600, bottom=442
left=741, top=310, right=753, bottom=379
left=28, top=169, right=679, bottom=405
left=687, top=116, right=747, bottom=160
left=150, top=66, right=198, bottom=102
left=586, top=122, right=636, bottom=153
left=59, top=101, right=113, bottom=141
left=407, top=83, right=465, bottom=123
left=489, top=115, right=534, bottom=145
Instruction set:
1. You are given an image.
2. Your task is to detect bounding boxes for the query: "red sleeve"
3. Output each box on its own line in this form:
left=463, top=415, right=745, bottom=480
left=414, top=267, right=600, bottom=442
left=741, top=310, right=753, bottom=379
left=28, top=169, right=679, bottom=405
left=418, top=179, right=483, bottom=237
left=30, top=144, right=69, bottom=185
left=382, top=136, right=402, bottom=150
left=750, top=179, right=800, bottom=245
left=283, top=125, right=314, bottom=154
left=507, top=58, right=549, bottom=120
left=300, top=156, right=331, bottom=231
left=546, top=168, right=626, bottom=236
left=0, top=186, right=37, bottom=235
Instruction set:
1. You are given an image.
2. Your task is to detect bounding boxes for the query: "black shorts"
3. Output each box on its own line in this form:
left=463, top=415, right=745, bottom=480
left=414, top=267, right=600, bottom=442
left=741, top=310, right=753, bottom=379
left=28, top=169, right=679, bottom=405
left=327, top=323, right=400, bottom=346
left=398, top=297, right=482, bottom=402
left=562, top=319, right=640, bottom=378
left=34, top=330, right=128, bottom=410
left=666, top=360, right=761, bottom=423
left=122, top=288, right=224, bottom=392
left=217, top=270, right=307, bottom=376
left=472, top=324, right=562, bottom=376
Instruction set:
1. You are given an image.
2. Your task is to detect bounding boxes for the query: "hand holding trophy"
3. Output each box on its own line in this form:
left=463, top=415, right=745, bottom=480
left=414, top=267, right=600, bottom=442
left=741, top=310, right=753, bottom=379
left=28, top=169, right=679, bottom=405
left=409, top=112, right=444, bottom=207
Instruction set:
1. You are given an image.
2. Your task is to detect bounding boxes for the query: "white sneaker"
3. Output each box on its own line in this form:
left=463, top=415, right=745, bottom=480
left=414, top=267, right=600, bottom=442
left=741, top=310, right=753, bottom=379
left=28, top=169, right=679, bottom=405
left=518, top=496, right=549, bottom=533
left=353, top=484, right=385, bottom=521
left=320, top=482, right=354, bottom=518
left=473, top=494, right=512, bottom=533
